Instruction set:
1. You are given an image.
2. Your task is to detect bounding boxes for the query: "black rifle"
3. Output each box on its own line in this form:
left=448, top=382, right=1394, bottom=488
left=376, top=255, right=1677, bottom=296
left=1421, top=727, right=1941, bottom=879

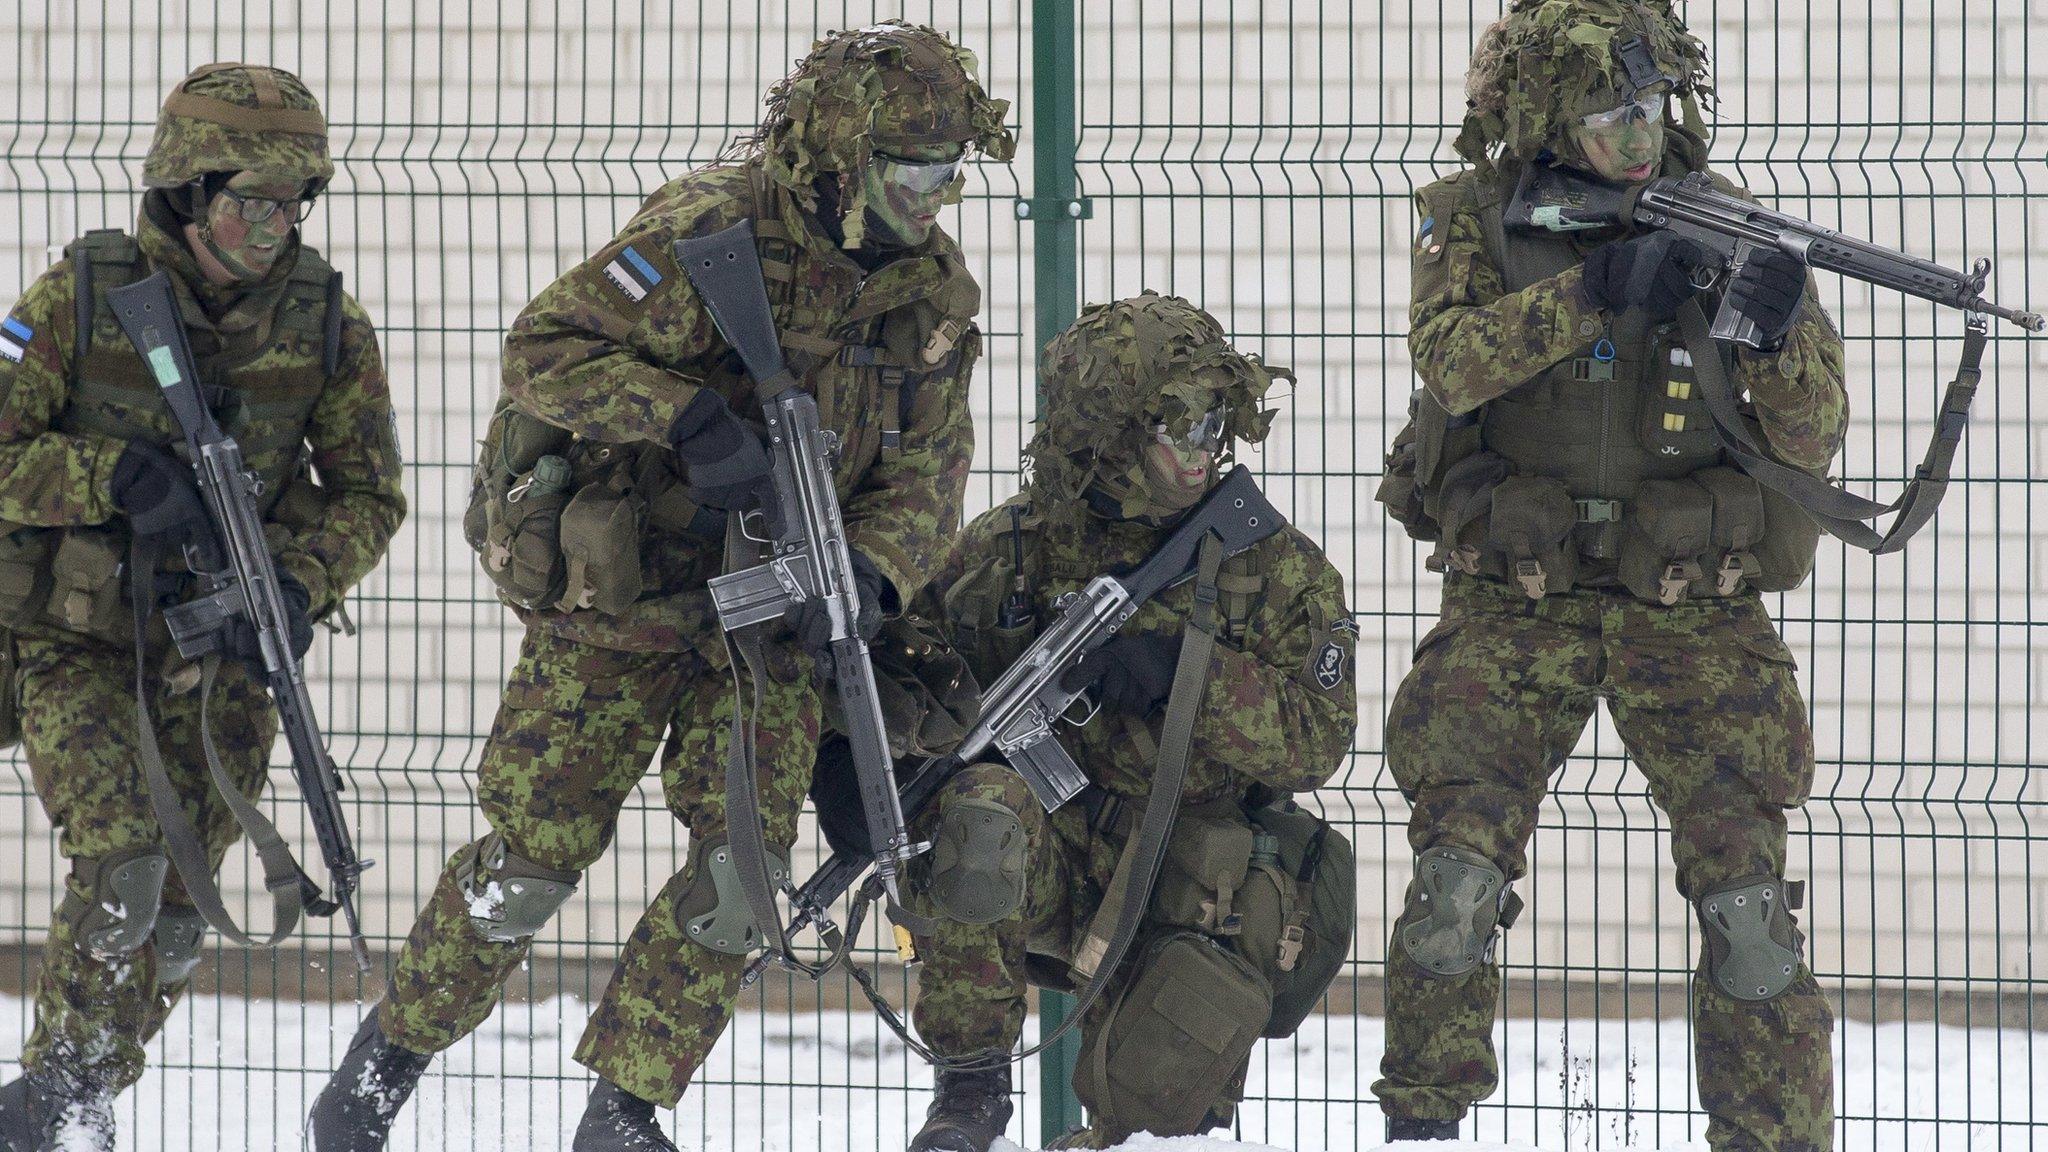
left=108, top=272, right=373, bottom=973
left=740, top=465, right=1284, bottom=989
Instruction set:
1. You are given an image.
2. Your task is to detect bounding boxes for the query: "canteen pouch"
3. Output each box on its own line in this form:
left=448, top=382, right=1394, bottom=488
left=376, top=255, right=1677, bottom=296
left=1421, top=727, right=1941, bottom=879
left=555, top=482, right=645, bottom=615
left=1151, top=801, right=1256, bottom=934
left=1619, top=478, right=1715, bottom=605
left=1248, top=801, right=1356, bottom=1038
left=1483, top=475, right=1579, bottom=598
left=1428, top=451, right=1512, bottom=577
left=1074, top=930, right=1272, bottom=1137
left=1749, top=481, right=1823, bottom=593
left=1693, top=466, right=1767, bottom=596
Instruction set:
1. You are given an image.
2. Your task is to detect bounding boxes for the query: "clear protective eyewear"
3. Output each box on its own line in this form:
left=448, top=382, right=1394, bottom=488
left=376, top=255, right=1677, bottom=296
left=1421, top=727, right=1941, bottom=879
left=1152, top=406, right=1228, bottom=455
left=217, top=184, right=315, bottom=225
left=1577, top=92, right=1666, bottom=134
left=873, top=150, right=967, bottom=195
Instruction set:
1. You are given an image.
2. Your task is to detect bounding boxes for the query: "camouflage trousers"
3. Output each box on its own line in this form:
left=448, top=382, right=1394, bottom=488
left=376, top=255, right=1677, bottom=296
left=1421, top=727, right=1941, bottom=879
left=378, top=627, right=821, bottom=1108
left=15, top=634, right=275, bottom=1092
left=1372, top=577, right=1833, bottom=1152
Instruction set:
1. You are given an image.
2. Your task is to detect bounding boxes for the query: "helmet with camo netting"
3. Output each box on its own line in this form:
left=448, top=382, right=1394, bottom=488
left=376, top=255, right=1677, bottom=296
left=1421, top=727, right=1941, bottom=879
left=1457, top=0, right=1712, bottom=174
left=752, top=21, right=1015, bottom=247
left=1026, top=292, right=1287, bottom=515
left=142, top=62, right=334, bottom=192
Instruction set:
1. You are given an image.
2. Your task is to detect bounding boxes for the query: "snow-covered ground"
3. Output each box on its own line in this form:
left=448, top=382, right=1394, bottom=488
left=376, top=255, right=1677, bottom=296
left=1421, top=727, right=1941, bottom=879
left=5, top=990, right=2047, bottom=1150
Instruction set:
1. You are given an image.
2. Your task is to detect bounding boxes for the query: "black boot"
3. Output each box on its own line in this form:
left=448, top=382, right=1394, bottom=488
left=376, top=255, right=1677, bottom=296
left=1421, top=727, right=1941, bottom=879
left=909, top=1062, right=1013, bottom=1152
left=1386, top=1114, right=1462, bottom=1141
left=0, top=1066, right=115, bottom=1152
left=571, top=1079, right=679, bottom=1152
left=305, top=1011, right=434, bottom=1152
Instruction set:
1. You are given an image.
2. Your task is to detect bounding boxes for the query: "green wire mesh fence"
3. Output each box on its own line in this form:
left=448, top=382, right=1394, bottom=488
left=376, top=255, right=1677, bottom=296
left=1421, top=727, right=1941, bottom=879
left=0, top=2, right=2042, bottom=1149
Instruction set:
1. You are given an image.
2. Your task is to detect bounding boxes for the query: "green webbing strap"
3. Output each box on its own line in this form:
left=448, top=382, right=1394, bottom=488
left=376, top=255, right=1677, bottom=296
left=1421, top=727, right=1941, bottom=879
left=720, top=515, right=804, bottom=973
left=130, top=535, right=310, bottom=948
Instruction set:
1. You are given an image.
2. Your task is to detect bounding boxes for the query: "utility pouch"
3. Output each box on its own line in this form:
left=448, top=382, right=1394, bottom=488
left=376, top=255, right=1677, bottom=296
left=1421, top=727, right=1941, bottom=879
left=556, top=481, right=646, bottom=614
left=1374, top=418, right=1433, bottom=539
left=1484, top=476, right=1579, bottom=599
left=1152, top=801, right=1256, bottom=935
left=1749, top=482, right=1823, bottom=593
left=1618, top=478, right=1716, bottom=605
left=1074, top=929, right=1272, bottom=1138
left=1250, top=801, right=1356, bottom=1038
left=1694, top=466, right=1766, bottom=596
left=942, top=552, right=1036, bottom=682
left=823, top=611, right=982, bottom=761
left=1427, top=451, right=1512, bottom=577
left=487, top=456, right=573, bottom=610
left=45, top=530, right=127, bottom=639
left=0, top=525, right=55, bottom=629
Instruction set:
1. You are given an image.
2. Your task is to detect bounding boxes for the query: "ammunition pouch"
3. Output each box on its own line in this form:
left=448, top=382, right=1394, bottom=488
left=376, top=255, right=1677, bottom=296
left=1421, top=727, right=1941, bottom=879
left=558, top=479, right=646, bottom=615
left=1427, top=459, right=1578, bottom=600
left=1619, top=478, right=1717, bottom=605
left=1377, top=389, right=1482, bottom=543
left=46, top=529, right=128, bottom=641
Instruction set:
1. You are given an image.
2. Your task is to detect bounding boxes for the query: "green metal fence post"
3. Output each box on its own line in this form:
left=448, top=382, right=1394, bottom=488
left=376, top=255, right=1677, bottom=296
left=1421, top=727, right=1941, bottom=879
left=1023, top=0, right=1088, bottom=1138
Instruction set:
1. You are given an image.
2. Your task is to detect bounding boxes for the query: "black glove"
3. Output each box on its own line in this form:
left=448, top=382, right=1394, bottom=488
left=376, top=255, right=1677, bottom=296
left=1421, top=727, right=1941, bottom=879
left=807, top=735, right=873, bottom=860
left=1059, top=632, right=1183, bottom=717
left=1582, top=231, right=1709, bottom=323
left=111, top=442, right=208, bottom=540
left=1722, top=247, right=1807, bottom=349
left=788, top=548, right=891, bottom=679
left=223, top=565, right=315, bottom=670
left=668, top=389, right=781, bottom=534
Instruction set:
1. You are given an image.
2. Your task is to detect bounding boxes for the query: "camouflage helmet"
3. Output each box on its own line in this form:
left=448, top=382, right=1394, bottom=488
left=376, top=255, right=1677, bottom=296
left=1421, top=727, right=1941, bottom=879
left=1026, top=292, right=1287, bottom=513
left=142, top=63, right=334, bottom=192
left=1456, top=0, right=1712, bottom=174
left=755, top=21, right=1015, bottom=245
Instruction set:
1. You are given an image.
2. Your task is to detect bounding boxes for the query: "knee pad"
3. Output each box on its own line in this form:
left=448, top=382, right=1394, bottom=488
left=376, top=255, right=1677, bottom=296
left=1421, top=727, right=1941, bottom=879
left=677, top=839, right=790, bottom=955
left=455, top=833, right=581, bottom=943
left=924, top=797, right=1028, bottom=925
left=1696, top=875, right=1805, bottom=1002
left=58, top=849, right=169, bottom=960
left=152, top=908, right=208, bottom=985
left=1395, top=845, right=1517, bottom=978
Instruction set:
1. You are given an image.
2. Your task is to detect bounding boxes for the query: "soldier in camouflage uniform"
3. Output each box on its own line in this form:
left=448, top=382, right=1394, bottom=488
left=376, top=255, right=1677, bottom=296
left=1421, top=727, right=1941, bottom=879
left=901, top=294, right=1358, bottom=1152
left=0, top=64, right=405, bottom=1152
left=1371, top=3, right=1843, bottom=1149
left=306, top=22, right=1012, bottom=1152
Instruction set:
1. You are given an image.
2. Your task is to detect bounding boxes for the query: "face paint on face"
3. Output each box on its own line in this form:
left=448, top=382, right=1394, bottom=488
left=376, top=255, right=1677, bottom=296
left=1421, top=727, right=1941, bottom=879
left=859, top=142, right=964, bottom=249
left=199, top=173, right=308, bottom=281
left=1132, top=408, right=1223, bottom=514
left=1566, top=91, right=1667, bottom=184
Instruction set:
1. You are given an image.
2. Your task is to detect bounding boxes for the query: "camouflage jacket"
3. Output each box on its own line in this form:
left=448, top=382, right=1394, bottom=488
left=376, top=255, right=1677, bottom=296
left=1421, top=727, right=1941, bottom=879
left=925, top=496, right=1358, bottom=808
left=500, top=159, right=980, bottom=656
left=0, top=209, right=405, bottom=632
left=1409, top=153, right=1848, bottom=473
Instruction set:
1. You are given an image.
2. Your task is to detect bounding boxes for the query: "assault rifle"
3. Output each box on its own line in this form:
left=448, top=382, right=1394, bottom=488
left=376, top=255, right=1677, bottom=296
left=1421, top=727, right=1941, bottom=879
left=739, top=464, right=1285, bottom=989
left=107, top=272, right=373, bottom=972
left=1506, top=164, right=2045, bottom=346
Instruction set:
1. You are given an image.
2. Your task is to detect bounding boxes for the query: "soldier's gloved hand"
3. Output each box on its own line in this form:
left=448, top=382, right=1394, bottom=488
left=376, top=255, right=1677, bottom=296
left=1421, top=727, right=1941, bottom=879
left=112, top=441, right=208, bottom=540
left=1060, top=632, right=1183, bottom=716
left=1582, top=231, right=1709, bottom=323
left=222, top=564, right=315, bottom=671
left=1723, top=247, right=1807, bottom=349
left=788, top=548, right=891, bottom=679
left=668, top=389, right=783, bottom=536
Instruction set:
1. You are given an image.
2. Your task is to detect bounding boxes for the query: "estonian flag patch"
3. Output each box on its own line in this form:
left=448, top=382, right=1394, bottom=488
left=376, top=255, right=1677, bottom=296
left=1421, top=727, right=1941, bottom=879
left=0, top=316, right=31, bottom=363
left=602, top=245, right=664, bottom=304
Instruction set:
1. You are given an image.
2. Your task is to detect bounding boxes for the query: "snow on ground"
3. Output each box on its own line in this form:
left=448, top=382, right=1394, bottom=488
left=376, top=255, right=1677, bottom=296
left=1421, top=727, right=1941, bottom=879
left=5, top=990, right=2047, bottom=1150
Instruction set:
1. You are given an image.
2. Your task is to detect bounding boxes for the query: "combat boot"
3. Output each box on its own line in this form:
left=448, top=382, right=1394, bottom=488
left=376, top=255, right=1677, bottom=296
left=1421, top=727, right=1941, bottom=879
left=908, top=1062, right=1013, bottom=1152
left=305, top=1011, right=433, bottom=1152
left=1386, top=1114, right=1462, bottom=1141
left=571, top=1079, right=680, bottom=1152
left=0, top=1065, right=115, bottom=1152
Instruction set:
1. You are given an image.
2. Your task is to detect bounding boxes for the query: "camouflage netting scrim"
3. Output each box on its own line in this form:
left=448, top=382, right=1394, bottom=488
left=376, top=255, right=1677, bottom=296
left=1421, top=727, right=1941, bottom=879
left=1457, top=0, right=1713, bottom=174
left=1025, top=291, right=1288, bottom=514
left=141, top=62, right=334, bottom=191
left=750, top=20, right=1015, bottom=248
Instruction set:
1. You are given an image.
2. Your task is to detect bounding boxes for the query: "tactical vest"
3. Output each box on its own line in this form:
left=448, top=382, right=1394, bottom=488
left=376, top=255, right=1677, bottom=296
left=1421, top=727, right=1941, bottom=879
left=1378, top=172, right=1820, bottom=603
left=0, top=230, right=342, bottom=644
left=467, top=162, right=983, bottom=619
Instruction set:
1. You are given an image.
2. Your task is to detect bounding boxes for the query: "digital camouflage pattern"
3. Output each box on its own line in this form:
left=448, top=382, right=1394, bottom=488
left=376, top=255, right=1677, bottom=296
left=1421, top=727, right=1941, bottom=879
left=1373, top=577, right=1833, bottom=1151
left=751, top=21, right=1014, bottom=249
left=15, top=636, right=276, bottom=1093
left=1457, top=0, right=1712, bottom=175
left=1027, top=291, right=1284, bottom=516
left=907, top=299, right=1357, bottom=1137
left=142, top=63, right=334, bottom=191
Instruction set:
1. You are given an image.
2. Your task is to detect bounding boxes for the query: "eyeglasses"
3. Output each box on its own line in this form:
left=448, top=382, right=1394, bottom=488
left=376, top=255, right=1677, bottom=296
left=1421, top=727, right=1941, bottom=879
left=1578, top=92, right=1666, bottom=134
left=216, top=185, right=315, bottom=225
left=1152, top=407, right=1227, bottom=455
left=872, top=150, right=967, bottom=195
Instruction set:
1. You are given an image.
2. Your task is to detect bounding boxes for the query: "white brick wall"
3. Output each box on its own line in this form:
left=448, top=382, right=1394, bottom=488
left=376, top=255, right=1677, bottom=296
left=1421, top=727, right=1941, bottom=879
left=0, top=1, right=2041, bottom=1014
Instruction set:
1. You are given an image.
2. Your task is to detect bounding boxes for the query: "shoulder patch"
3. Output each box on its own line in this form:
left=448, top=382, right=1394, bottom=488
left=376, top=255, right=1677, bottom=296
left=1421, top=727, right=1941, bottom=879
left=0, top=316, right=31, bottom=362
left=1311, top=638, right=1347, bottom=690
left=602, top=244, right=665, bottom=304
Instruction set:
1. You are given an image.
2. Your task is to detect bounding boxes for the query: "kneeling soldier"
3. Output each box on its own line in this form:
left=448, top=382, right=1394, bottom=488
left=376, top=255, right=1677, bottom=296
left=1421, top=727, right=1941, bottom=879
left=904, top=294, right=1359, bottom=1151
